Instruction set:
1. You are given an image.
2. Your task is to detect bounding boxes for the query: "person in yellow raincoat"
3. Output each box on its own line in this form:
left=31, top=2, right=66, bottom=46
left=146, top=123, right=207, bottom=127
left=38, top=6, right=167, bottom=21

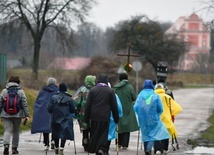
left=154, top=83, right=182, bottom=154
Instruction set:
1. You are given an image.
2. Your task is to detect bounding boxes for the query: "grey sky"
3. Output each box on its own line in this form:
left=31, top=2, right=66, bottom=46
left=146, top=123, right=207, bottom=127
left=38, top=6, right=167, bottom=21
left=87, top=0, right=211, bottom=30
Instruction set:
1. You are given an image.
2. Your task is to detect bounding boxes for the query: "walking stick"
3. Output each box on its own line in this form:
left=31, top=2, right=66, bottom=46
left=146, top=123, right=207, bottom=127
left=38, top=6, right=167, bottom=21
left=39, top=133, right=42, bottom=143
left=68, top=139, right=77, bottom=154
left=73, top=139, right=77, bottom=154
left=136, top=129, right=140, bottom=155
left=116, top=126, right=119, bottom=155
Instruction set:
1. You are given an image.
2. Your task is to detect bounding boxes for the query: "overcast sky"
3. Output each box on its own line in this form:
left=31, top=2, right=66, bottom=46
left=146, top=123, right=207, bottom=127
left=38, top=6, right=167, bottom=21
left=87, top=0, right=211, bottom=30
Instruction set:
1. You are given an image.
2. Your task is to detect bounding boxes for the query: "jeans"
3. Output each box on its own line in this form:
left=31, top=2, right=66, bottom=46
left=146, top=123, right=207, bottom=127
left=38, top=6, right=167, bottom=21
left=144, top=141, right=154, bottom=152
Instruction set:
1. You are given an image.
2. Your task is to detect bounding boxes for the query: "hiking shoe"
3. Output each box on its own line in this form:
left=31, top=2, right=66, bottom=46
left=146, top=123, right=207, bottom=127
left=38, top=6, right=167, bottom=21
left=163, top=150, right=169, bottom=154
left=12, top=148, right=19, bottom=154
left=98, top=150, right=104, bottom=155
left=51, top=141, right=55, bottom=149
left=59, top=149, right=64, bottom=155
left=3, top=144, right=9, bottom=155
left=55, top=148, right=59, bottom=155
left=155, top=150, right=161, bottom=154
left=145, top=150, right=151, bottom=155
left=44, top=145, right=49, bottom=151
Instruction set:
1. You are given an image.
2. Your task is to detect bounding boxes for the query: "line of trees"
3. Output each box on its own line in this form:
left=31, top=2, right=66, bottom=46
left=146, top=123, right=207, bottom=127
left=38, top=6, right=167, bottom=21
left=1, top=0, right=213, bottom=79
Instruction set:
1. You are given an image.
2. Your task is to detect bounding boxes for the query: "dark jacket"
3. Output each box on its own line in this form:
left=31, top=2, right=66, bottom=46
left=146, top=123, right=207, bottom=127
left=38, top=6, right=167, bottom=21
left=47, top=92, right=75, bottom=140
left=31, top=84, right=59, bottom=133
left=84, top=74, right=119, bottom=124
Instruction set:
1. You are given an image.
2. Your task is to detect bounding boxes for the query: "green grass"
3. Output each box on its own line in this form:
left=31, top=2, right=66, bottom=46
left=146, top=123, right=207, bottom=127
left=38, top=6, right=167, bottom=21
left=200, top=111, right=214, bottom=142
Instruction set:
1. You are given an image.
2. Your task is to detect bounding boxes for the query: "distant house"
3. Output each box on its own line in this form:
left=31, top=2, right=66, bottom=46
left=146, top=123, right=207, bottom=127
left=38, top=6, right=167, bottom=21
left=7, top=59, right=22, bottom=68
left=48, top=57, right=91, bottom=70
left=166, top=13, right=211, bottom=71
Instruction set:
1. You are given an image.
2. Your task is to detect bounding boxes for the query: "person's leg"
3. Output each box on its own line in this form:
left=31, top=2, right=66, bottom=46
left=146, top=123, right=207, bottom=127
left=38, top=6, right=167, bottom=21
left=143, top=141, right=148, bottom=154
left=51, top=133, right=55, bottom=149
left=82, top=129, right=90, bottom=151
left=162, top=139, right=169, bottom=151
left=154, top=140, right=162, bottom=154
left=106, top=141, right=111, bottom=154
left=11, top=118, right=22, bottom=154
left=59, top=139, right=66, bottom=155
left=117, top=133, right=124, bottom=147
left=54, top=138, right=60, bottom=154
left=121, top=132, right=130, bottom=148
left=43, top=133, right=49, bottom=146
left=2, top=118, right=13, bottom=154
left=144, top=141, right=153, bottom=155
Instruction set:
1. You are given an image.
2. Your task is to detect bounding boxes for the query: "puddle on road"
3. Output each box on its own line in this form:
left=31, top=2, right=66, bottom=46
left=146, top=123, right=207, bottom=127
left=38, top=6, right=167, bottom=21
left=186, top=146, right=214, bottom=154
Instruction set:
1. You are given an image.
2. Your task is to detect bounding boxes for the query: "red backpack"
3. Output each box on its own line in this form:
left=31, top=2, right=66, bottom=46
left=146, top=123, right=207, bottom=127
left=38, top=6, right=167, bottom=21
left=4, top=87, right=21, bottom=114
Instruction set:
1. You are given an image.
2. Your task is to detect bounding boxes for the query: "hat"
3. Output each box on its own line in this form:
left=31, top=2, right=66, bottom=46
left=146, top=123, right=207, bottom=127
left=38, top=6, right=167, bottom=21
left=119, top=73, right=128, bottom=81
left=59, top=83, right=67, bottom=92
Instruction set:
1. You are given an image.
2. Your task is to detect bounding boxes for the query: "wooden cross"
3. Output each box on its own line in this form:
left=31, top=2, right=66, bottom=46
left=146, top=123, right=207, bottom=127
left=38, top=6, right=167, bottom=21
left=117, top=43, right=141, bottom=65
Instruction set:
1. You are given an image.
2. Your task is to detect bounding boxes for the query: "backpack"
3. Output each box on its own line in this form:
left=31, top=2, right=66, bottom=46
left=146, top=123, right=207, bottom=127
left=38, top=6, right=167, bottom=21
left=4, top=87, right=21, bottom=114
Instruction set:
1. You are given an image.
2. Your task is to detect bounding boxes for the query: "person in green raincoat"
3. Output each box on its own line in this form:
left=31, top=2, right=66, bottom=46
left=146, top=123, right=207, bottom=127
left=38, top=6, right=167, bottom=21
left=73, top=75, right=96, bottom=151
left=114, top=73, right=139, bottom=149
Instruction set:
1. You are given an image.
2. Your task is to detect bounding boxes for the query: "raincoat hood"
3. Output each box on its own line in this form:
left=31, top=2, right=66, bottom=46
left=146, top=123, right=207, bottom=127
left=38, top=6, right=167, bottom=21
left=114, top=80, right=129, bottom=88
left=43, top=84, right=58, bottom=92
left=143, top=79, right=154, bottom=90
left=6, top=82, right=20, bottom=89
left=56, top=92, right=72, bottom=104
left=155, top=88, right=165, bottom=94
left=85, top=75, right=96, bottom=89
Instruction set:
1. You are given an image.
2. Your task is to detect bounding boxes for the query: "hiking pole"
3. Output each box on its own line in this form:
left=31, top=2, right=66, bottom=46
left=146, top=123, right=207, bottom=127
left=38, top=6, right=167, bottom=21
left=116, top=126, right=119, bottom=155
left=39, top=133, right=42, bottom=143
left=73, top=139, right=77, bottom=154
left=174, top=134, right=179, bottom=150
left=68, top=139, right=77, bottom=154
left=140, top=141, right=143, bottom=150
left=136, top=129, right=140, bottom=155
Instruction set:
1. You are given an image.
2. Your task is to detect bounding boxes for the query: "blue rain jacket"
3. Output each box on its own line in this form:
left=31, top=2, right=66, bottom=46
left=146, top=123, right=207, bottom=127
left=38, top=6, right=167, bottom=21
left=134, top=80, right=170, bottom=142
left=108, top=94, right=123, bottom=141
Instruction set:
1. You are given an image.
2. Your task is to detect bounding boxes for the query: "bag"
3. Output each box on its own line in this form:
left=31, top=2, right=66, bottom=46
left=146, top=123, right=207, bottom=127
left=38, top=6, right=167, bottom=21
left=4, top=87, right=21, bottom=114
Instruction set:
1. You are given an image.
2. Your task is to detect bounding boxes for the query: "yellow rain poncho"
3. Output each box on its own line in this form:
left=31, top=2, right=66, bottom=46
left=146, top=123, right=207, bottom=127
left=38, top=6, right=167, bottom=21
left=155, top=88, right=182, bottom=138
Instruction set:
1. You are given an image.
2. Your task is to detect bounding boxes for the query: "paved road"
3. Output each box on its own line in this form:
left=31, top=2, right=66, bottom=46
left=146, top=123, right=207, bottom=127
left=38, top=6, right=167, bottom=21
left=0, top=88, right=214, bottom=155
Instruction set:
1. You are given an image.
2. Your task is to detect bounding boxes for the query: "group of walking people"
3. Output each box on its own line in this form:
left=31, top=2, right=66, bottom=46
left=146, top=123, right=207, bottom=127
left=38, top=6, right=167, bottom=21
left=0, top=73, right=182, bottom=155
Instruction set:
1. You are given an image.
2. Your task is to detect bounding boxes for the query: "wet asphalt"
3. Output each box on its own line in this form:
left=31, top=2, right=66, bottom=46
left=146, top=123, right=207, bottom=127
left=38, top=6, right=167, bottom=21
left=0, top=88, right=214, bottom=155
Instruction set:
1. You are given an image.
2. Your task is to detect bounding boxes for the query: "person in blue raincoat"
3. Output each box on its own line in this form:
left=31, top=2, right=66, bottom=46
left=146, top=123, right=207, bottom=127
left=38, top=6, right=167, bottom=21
left=31, top=77, right=59, bottom=150
left=107, top=83, right=123, bottom=154
left=134, top=79, right=170, bottom=155
left=47, top=83, right=75, bottom=155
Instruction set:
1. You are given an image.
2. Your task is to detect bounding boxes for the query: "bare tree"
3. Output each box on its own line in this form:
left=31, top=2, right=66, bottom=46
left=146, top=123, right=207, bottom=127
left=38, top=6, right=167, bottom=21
left=0, top=0, right=96, bottom=79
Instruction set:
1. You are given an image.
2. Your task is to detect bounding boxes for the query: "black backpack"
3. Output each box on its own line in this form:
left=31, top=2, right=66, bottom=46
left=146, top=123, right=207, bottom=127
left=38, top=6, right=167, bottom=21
left=4, top=87, right=21, bottom=114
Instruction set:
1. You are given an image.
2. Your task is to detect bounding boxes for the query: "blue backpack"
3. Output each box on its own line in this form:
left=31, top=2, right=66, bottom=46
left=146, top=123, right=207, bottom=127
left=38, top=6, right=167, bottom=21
left=4, top=87, right=21, bottom=114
